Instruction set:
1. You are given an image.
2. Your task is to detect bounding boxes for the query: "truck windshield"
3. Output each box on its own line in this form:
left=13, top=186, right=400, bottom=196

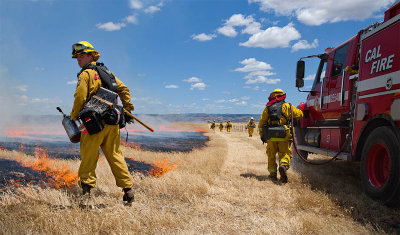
left=311, top=59, right=327, bottom=91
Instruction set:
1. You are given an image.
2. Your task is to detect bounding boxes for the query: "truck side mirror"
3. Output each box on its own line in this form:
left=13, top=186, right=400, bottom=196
left=296, top=60, right=305, bottom=88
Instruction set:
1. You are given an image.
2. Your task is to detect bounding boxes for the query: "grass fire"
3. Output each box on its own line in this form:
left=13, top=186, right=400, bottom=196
left=0, top=122, right=399, bottom=234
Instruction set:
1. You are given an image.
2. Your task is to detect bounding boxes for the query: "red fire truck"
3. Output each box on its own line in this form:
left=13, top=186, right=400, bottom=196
left=294, top=1, right=400, bottom=206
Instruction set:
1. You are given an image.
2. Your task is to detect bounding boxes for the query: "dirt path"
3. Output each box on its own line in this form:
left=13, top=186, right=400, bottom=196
left=202, top=131, right=382, bottom=234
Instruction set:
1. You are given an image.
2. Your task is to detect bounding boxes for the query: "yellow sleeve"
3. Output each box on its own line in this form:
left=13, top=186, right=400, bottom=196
left=70, top=71, right=90, bottom=120
left=115, top=77, right=134, bottom=111
left=258, top=107, right=268, bottom=136
left=282, top=103, right=303, bottom=121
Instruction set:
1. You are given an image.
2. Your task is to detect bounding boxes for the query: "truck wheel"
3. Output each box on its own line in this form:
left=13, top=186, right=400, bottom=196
left=361, top=126, right=400, bottom=207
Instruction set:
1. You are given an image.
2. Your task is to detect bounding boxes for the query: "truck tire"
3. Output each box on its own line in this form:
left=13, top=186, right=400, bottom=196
left=360, top=126, right=400, bottom=207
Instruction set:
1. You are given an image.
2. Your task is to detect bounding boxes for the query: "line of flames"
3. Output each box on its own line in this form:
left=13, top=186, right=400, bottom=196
left=17, top=147, right=78, bottom=189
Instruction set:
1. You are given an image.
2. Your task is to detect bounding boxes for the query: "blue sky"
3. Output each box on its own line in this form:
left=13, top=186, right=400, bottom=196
left=0, top=0, right=396, bottom=116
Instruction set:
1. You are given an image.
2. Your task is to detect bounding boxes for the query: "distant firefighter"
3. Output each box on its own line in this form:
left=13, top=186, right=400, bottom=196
left=210, top=120, right=216, bottom=131
left=247, top=117, right=256, bottom=137
left=258, top=89, right=303, bottom=183
left=219, top=122, right=224, bottom=132
left=226, top=120, right=232, bottom=132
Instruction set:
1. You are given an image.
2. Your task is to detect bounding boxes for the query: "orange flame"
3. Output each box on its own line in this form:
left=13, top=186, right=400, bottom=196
left=195, top=128, right=209, bottom=133
left=149, top=159, right=179, bottom=177
left=17, top=147, right=78, bottom=189
left=121, top=140, right=143, bottom=151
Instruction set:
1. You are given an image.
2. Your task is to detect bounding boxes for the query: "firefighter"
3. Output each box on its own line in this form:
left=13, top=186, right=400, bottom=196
left=219, top=122, right=224, bottom=132
left=70, top=41, right=135, bottom=203
left=210, top=120, right=216, bottom=131
left=247, top=117, right=256, bottom=137
left=226, top=120, right=232, bottom=132
left=258, top=89, right=303, bottom=183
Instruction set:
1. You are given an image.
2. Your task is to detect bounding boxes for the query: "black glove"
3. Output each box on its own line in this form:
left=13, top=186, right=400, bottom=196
left=124, top=112, right=134, bottom=124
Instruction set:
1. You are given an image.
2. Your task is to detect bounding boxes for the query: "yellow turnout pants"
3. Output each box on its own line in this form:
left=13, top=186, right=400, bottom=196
left=79, top=124, right=133, bottom=189
left=248, top=127, right=254, bottom=136
left=266, top=140, right=292, bottom=175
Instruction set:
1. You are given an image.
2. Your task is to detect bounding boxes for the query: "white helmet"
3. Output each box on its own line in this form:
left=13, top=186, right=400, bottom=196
left=251, top=117, right=254, bottom=120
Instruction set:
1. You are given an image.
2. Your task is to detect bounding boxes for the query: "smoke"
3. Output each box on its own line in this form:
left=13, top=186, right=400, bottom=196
left=0, top=64, right=22, bottom=135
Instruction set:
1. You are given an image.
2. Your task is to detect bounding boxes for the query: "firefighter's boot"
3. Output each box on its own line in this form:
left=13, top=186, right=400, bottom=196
left=279, top=165, right=288, bottom=183
left=81, top=182, right=92, bottom=196
left=123, top=188, right=135, bottom=203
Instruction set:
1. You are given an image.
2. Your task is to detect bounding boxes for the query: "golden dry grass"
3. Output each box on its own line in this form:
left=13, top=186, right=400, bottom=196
left=0, top=123, right=399, bottom=234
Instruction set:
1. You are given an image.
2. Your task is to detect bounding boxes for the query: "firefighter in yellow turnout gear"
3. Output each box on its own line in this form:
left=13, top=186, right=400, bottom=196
left=258, top=89, right=303, bottom=183
left=247, top=117, right=256, bottom=137
left=226, top=120, right=232, bottom=132
left=219, top=122, right=224, bottom=132
left=70, top=41, right=135, bottom=202
left=210, top=120, right=216, bottom=132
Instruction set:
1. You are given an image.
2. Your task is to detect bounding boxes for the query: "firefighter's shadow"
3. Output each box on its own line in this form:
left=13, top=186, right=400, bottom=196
left=240, top=173, right=279, bottom=184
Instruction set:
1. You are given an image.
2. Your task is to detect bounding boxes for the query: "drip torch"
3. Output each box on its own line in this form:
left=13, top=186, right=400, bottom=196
left=57, top=107, right=81, bottom=143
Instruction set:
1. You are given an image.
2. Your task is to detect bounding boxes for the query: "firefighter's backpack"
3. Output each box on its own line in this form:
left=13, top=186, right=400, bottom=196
left=77, top=63, right=126, bottom=134
left=261, top=100, right=288, bottom=142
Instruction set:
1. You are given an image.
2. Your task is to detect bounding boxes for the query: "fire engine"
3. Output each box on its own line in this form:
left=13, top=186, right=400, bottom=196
left=294, top=1, right=400, bottom=206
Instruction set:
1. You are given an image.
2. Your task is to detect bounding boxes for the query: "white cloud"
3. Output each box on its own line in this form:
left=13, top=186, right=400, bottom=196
left=165, top=85, right=179, bottom=88
left=15, top=85, right=28, bottom=92
left=98, top=1, right=166, bottom=31
left=236, top=101, right=248, bottom=106
left=97, top=22, right=127, bottom=31
left=217, top=14, right=261, bottom=37
left=291, top=39, right=318, bottom=52
left=67, top=80, right=77, bottom=85
left=245, top=76, right=280, bottom=84
left=190, top=82, right=206, bottom=90
left=34, top=67, right=44, bottom=71
left=217, top=25, right=237, bottom=37
left=192, top=33, right=217, bottom=41
left=240, top=23, right=301, bottom=48
left=129, top=0, right=143, bottom=9
left=249, top=0, right=394, bottom=26
left=244, top=70, right=276, bottom=79
left=241, top=96, right=250, bottom=100
left=183, top=77, right=202, bottom=83
left=202, top=98, right=210, bottom=101
left=215, top=98, right=240, bottom=103
left=304, top=74, right=315, bottom=81
left=253, top=86, right=260, bottom=90
left=125, top=15, right=138, bottom=24
left=145, top=6, right=161, bottom=14
left=144, top=2, right=164, bottom=14
left=235, top=58, right=272, bottom=72
left=242, top=21, right=262, bottom=35
left=235, top=58, right=280, bottom=85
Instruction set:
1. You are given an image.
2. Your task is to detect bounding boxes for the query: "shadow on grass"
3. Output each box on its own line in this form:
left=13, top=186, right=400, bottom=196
left=291, top=156, right=400, bottom=234
left=240, top=173, right=281, bottom=185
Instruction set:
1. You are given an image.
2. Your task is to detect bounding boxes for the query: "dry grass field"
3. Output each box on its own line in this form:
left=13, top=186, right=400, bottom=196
left=0, top=123, right=399, bottom=234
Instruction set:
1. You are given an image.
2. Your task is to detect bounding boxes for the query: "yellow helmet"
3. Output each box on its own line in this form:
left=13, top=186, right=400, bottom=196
left=269, top=89, right=285, bottom=98
left=72, top=41, right=100, bottom=61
